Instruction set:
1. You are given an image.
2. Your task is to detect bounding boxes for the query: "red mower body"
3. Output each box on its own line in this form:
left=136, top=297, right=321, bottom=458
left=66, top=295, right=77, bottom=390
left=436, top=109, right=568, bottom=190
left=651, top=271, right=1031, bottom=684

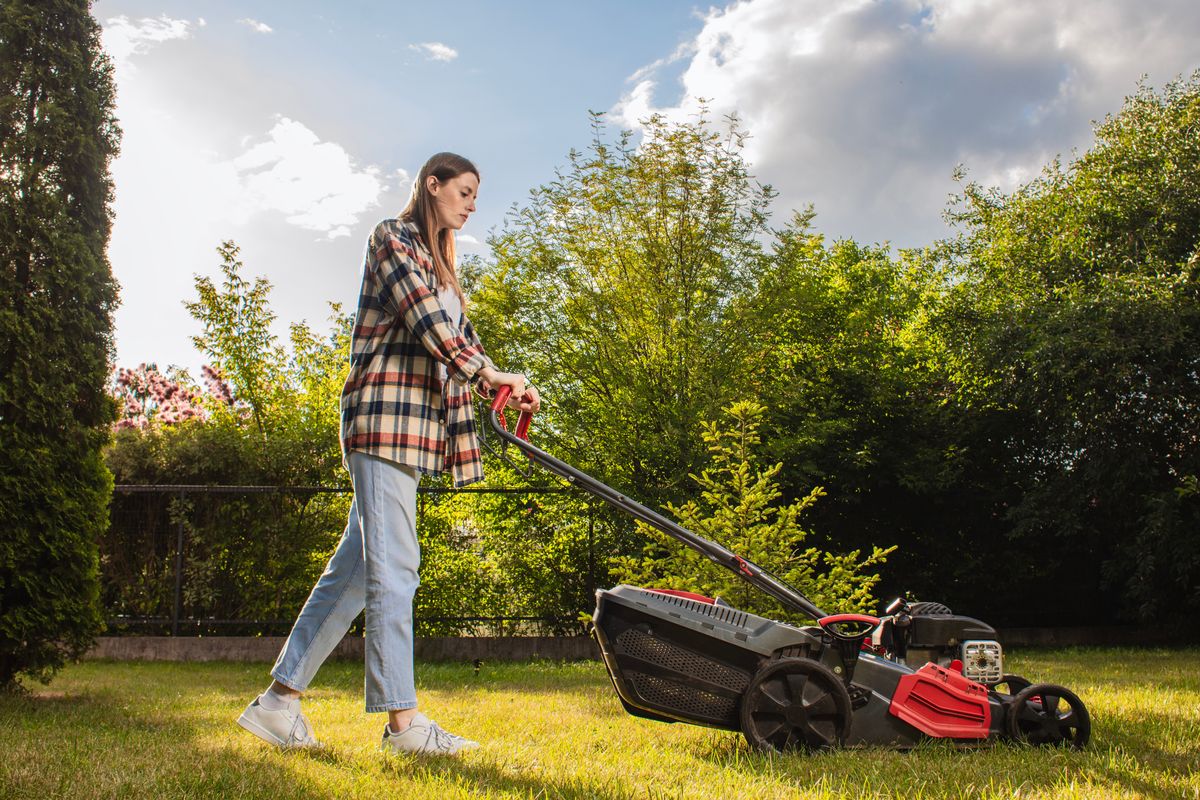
left=889, top=663, right=992, bottom=739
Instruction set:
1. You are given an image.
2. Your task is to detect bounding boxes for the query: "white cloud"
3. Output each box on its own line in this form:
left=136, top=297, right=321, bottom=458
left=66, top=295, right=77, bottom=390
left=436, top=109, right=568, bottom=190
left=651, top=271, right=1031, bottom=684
left=230, top=118, right=385, bottom=238
left=409, top=42, right=459, bottom=62
left=102, top=8, right=392, bottom=372
left=613, top=0, right=1200, bottom=247
left=107, top=107, right=386, bottom=375
left=238, top=18, right=273, bottom=34
left=102, top=15, right=199, bottom=71
left=395, top=167, right=414, bottom=201
left=627, top=40, right=697, bottom=85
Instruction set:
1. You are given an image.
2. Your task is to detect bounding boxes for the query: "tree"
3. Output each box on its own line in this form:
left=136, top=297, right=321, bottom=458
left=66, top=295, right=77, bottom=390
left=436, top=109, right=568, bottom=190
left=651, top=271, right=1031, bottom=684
left=471, top=110, right=776, bottom=510
left=178, top=240, right=353, bottom=485
left=0, top=1, right=120, bottom=687
left=935, top=74, right=1200, bottom=626
left=741, top=216, right=1010, bottom=613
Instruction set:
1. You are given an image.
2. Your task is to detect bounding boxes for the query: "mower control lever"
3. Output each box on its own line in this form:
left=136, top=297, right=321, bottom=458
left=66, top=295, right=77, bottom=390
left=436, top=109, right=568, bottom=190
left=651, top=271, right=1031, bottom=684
left=883, top=597, right=913, bottom=663
left=819, top=614, right=881, bottom=686
left=818, top=614, right=881, bottom=640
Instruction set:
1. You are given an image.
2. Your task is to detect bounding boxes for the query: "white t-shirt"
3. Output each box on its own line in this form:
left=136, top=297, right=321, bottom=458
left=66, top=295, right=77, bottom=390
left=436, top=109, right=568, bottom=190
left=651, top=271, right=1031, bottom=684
left=436, top=285, right=463, bottom=385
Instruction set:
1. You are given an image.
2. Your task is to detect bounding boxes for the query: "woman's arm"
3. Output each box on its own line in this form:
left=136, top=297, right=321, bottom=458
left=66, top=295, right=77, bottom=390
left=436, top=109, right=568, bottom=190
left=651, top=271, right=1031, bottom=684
left=371, top=220, right=489, bottom=384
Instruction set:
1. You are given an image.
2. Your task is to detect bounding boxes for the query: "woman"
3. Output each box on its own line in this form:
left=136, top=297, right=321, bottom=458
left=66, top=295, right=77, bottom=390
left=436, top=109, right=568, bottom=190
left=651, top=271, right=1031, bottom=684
left=237, top=152, right=538, bottom=755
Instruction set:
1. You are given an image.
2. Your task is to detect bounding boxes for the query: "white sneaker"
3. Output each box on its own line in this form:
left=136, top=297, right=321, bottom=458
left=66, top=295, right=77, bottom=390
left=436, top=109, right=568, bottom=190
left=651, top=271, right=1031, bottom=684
left=236, top=694, right=320, bottom=749
left=381, top=712, right=480, bottom=755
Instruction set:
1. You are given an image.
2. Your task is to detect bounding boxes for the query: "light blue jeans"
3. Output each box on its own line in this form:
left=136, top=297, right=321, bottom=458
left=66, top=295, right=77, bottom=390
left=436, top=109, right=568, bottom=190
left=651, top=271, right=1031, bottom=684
left=271, top=451, right=421, bottom=712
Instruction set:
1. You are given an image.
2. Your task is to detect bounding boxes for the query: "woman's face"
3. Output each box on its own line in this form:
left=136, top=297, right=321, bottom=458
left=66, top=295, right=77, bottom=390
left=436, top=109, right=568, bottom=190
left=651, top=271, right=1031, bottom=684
left=429, top=171, right=479, bottom=232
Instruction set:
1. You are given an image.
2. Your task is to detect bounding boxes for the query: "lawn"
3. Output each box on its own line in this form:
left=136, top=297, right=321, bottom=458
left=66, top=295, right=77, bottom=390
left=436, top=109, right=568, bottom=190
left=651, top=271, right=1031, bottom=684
left=2, top=648, right=1197, bottom=799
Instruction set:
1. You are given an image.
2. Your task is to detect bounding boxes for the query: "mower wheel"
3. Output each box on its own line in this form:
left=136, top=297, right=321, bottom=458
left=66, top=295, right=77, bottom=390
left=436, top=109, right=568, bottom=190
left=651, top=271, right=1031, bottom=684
left=909, top=601, right=953, bottom=615
left=991, top=674, right=1032, bottom=695
left=1006, top=683, right=1090, bottom=749
left=739, top=658, right=851, bottom=753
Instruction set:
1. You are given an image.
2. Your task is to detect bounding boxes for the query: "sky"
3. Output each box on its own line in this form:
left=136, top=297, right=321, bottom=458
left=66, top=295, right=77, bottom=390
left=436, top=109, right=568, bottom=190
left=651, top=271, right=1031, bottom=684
left=96, top=0, right=1200, bottom=375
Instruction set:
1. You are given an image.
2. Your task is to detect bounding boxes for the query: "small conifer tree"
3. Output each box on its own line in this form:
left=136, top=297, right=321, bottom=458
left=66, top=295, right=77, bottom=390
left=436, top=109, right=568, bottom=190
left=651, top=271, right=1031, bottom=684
left=611, top=401, right=895, bottom=622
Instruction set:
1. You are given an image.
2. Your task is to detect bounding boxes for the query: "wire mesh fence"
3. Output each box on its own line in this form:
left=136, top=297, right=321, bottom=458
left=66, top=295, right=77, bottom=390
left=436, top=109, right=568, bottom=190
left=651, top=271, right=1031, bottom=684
left=103, top=484, right=618, bottom=637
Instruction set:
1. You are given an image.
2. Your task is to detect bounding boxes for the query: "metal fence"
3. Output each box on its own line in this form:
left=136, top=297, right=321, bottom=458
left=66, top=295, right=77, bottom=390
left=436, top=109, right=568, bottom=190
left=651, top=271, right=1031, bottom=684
left=105, top=484, right=612, bottom=637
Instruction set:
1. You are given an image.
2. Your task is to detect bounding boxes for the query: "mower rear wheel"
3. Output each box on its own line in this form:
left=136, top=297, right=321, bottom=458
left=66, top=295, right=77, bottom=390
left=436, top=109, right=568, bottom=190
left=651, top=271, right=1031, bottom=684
left=739, top=658, right=852, bottom=753
left=991, top=674, right=1032, bottom=694
left=1006, top=683, right=1090, bottom=749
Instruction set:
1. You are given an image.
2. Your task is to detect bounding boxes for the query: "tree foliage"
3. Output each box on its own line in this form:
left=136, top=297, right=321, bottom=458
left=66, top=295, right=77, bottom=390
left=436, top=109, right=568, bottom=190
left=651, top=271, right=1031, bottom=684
left=418, top=463, right=605, bottom=635
left=934, top=73, right=1200, bottom=625
left=97, top=77, right=1200, bottom=635
left=472, top=110, right=776, bottom=508
left=734, top=214, right=989, bottom=612
left=0, top=0, right=119, bottom=687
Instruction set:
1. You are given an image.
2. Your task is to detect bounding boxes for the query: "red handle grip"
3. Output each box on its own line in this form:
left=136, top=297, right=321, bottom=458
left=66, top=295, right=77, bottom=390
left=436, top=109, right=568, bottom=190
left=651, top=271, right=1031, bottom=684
left=490, top=385, right=512, bottom=412
left=489, top=385, right=534, bottom=442
left=515, top=408, right=532, bottom=441
left=818, top=613, right=881, bottom=629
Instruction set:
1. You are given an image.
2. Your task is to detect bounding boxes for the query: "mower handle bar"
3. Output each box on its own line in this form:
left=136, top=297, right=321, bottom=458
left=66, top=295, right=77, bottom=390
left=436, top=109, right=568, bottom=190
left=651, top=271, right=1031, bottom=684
left=818, top=613, right=881, bottom=640
left=819, top=613, right=881, bottom=627
left=487, top=387, right=829, bottom=621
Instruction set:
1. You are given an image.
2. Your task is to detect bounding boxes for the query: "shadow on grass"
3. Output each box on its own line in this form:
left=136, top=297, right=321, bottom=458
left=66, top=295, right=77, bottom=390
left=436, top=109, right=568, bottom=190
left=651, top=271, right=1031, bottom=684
left=0, top=689, right=334, bottom=800
left=382, top=751, right=634, bottom=799
left=683, top=715, right=1197, bottom=800
left=0, top=664, right=636, bottom=800
left=232, top=724, right=639, bottom=799
left=0, top=688, right=171, bottom=735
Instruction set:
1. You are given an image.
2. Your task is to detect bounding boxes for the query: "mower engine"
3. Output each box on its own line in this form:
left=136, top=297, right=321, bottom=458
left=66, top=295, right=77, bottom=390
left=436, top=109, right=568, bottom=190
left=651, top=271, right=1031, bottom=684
left=870, top=596, right=1005, bottom=687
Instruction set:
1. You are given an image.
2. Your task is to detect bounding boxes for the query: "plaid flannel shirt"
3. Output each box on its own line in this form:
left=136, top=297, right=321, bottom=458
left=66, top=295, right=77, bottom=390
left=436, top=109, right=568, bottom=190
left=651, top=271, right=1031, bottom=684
left=340, top=218, right=495, bottom=486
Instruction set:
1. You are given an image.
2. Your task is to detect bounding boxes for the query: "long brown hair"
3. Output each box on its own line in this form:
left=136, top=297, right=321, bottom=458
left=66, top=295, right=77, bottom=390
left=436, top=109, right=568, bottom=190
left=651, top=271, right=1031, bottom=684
left=400, top=152, right=478, bottom=304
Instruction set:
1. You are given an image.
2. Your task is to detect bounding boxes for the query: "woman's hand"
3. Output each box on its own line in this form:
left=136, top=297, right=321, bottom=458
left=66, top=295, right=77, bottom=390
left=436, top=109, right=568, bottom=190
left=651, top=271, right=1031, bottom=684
left=513, top=384, right=540, bottom=413
left=478, top=367, right=541, bottom=412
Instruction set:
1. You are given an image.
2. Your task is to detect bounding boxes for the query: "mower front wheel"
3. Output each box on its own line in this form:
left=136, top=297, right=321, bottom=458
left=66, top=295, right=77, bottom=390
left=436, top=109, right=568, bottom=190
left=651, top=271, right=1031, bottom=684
left=739, top=658, right=852, bottom=753
left=1006, top=683, right=1091, bottom=749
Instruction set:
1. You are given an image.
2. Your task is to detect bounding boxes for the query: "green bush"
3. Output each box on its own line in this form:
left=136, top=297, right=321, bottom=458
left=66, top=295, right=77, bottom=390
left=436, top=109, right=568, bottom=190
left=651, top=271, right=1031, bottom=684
left=102, top=244, right=354, bottom=629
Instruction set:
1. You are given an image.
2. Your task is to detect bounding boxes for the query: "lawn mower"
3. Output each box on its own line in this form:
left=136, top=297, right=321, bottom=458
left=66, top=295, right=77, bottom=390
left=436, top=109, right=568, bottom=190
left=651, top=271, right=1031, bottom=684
left=485, top=388, right=1090, bottom=752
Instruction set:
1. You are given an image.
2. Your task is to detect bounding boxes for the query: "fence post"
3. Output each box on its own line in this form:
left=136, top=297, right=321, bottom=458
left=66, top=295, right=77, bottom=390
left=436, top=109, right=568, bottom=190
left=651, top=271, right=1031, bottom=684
left=587, top=500, right=595, bottom=599
left=172, top=490, right=185, bottom=636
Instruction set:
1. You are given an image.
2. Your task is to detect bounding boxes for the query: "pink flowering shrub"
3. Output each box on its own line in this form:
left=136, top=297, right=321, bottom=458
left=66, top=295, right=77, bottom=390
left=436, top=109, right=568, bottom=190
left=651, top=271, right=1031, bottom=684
left=111, top=363, right=234, bottom=431
left=201, top=364, right=235, bottom=407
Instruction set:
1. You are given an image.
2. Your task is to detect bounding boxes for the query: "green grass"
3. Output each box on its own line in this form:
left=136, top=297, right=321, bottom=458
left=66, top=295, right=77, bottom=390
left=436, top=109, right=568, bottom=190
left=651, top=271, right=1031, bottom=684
left=2, top=648, right=1198, bottom=799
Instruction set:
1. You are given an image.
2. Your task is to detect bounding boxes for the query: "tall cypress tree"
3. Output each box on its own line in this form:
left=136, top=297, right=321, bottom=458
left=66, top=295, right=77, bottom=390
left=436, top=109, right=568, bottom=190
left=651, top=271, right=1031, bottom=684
left=0, top=0, right=120, bottom=687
